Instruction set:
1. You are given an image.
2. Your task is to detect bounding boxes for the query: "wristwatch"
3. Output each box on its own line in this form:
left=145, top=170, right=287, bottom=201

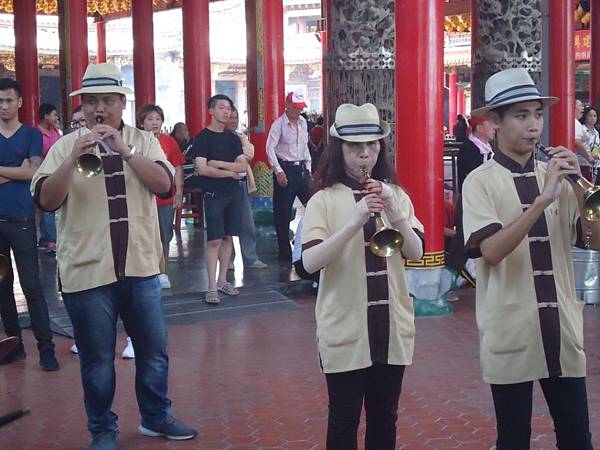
left=123, top=145, right=137, bottom=162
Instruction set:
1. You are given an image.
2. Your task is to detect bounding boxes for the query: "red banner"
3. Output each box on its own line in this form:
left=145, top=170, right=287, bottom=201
left=575, top=29, right=591, bottom=61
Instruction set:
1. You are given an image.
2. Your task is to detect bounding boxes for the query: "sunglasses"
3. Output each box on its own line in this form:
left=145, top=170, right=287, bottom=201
left=69, top=119, right=87, bottom=128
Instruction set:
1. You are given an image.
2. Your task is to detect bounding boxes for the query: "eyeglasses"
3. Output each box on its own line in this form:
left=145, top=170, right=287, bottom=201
left=69, top=119, right=86, bottom=128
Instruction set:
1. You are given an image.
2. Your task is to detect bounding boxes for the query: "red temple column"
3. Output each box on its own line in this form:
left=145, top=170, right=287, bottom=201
left=246, top=0, right=285, bottom=164
left=396, top=0, right=445, bottom=261
left=96, top=19, right=107, bottom=64
left=13, top=0, right=39, bottom=125
left=320, top=30, right=327, bottom=114
left=182, top=0, right=211, bottom=135
left=448, top=68, right=458, bottom=131
left=591, top=0, right=600, bottom=107
left=68, top=0, right=88, bottom=110
left=457, top=86, right=465, bottom=117
left=549, top=0, right=575, bottom=149
left=132, top=0, right=155, bottom=107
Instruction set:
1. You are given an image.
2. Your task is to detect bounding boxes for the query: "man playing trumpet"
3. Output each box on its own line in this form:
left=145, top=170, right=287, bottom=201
left=31, top=63, right=197, bottom=450
left=462, top=68, right=600, bottom=449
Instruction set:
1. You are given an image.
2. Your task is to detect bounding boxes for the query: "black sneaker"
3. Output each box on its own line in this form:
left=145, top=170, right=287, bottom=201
left=39, top=348, right=59, bottom=371
left=138, top=416, right=198, bottom=440
left=0, top=342, right=26, bottom=365
left=89, top=431, right=118, bottom=450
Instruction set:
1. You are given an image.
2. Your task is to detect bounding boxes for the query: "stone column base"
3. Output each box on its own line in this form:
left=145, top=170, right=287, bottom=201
left=405, top=266, right=454, bottom=316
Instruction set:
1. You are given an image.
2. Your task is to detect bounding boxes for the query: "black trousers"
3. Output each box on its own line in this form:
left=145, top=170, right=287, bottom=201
left=272, top=162, right=311, bottom=259
left=325, top=364, right=406, bottom=450
left=0, top=219, right=53, bottom=352
left=491, top=377, right=593, bottom=450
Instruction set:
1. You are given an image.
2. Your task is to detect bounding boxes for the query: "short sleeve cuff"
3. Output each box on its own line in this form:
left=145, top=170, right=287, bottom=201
left=464, top=222, right=503, bottom=258
left=33, top=176, right=66, bottom=212
left=302, top=239, right=323, bottom=252
left=154, top=160, right=175, bottom=199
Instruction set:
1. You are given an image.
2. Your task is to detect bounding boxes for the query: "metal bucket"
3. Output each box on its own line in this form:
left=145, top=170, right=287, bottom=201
left=572, top=247, right=600, bottom=305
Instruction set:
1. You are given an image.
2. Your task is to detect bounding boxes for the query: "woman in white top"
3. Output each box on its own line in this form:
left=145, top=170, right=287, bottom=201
left=579, top=106, right=600, bottom=184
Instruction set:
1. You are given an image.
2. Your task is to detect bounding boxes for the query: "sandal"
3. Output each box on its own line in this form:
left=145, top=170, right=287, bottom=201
left=217, top=282, right=239, bottom=296
left=205, top=290, right=220, bottom=305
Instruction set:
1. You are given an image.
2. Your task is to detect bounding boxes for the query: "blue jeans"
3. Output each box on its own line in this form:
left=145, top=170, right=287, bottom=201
left=62, top=276, right=172, bottom=435
left=39, top=211, right=56, bottom=244
left=238, top=182, right=260, bottom=265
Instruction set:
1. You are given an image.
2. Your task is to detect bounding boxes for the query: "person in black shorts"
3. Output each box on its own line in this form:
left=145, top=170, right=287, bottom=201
left=189, top=94, right=247, bottom=304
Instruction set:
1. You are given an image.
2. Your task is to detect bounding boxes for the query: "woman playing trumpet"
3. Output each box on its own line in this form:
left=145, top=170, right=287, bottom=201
left=300, top=103, right=423, bottom=449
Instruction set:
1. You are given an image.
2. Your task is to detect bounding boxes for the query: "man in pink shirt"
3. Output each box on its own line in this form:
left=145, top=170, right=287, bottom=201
left=37, top=103, right=62, bottom=155
left=266, top=91, right=312, bottom=261
left=37, top=103, right=62, bottom=253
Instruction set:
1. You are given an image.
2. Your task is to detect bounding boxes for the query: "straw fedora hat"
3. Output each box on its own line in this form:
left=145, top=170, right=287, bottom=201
left=471, top=68, right=558, bottom=116
left=69, top=63, right=133, bottom=97
left=329, top=103, right=390, bottom=142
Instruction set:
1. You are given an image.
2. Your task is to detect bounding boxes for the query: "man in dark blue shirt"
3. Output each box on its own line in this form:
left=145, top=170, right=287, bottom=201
left=0, top=78, right=58, bottom=371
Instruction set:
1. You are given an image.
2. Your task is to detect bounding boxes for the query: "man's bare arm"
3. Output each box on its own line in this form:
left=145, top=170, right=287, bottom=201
left=195, top=157, right=236, bottom=178
left=0, top=157, right=39, bottom=180
left=207, top=155, right=247, bottom=173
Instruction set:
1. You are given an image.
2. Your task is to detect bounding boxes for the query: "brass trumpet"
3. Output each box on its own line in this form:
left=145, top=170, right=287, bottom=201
left=359, top=166, right=405, bottom=257
left=537, top=143, right=600, bottom=221
left=75, top=116, right=109, bottom=177
left=0, top=254, right=10, bottom=282
left=75, top=152, right=103, bottom=177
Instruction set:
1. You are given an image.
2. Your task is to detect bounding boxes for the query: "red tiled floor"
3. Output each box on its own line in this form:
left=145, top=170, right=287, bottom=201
left=1, top=289, right=600, bottom=450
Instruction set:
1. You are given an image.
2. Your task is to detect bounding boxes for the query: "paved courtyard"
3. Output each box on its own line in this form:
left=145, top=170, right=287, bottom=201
left=1, top=224, right=599, bottom=449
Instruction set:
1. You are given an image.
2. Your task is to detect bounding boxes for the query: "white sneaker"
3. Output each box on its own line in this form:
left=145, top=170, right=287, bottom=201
left=70, top=344, right=78, bottom=354
left=247, top=260, right=268, bottom=269
left=122, top=337, right=135, bottom=359
left=158, top=273, right=171, bottom=289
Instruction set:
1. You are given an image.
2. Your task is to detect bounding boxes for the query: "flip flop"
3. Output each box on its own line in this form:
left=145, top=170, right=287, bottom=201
left=217, top=282, right=239, bottom=296
left=205, top=290, right=220, bottom=305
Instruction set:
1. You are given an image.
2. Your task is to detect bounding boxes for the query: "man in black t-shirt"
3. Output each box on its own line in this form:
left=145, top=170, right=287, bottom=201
left=189, top=94, right=247, bottom=305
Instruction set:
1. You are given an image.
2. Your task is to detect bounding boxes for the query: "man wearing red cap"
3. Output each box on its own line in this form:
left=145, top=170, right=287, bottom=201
left=266, top=90, right=312, bottom=261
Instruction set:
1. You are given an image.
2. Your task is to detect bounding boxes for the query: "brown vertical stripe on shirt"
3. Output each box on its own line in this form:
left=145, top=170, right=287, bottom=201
left=102, top=154, right=129, bottom=279
left=510, top=166, right=562, bottom=377
left=347, top=177, right=391, bottom=366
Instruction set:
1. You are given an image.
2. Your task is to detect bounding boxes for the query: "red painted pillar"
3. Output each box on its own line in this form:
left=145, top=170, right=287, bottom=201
left=182, top=0, right=211, bottom=135
left=396, top=0, right=445, bottom=257
left=320, top=30, right=327, bottom=114
left=13, top=0, right=39, bottom=125
left=246, top=0, right=285, bottom=165
left=591, top=0, right=600, bottom=107
left=457, top=86, right=465, bottom=117
left=96, top=20, right=107, bottom=64
left=549, top=0, right=575, bottom=149
left=448, top=68, right=458, bottom=132
left=68, top=0, right=88, bottom=110
left=132, top=0, right=155, bottom=107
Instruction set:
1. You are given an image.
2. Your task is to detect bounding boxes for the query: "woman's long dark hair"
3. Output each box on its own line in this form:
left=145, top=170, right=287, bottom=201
left=313, top=137, right=397, bottom=190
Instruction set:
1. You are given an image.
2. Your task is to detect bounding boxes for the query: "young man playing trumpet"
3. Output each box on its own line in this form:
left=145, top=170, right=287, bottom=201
left=462, top=68, right=600, bottom=449
left=31, top=63, right=197, bottom=450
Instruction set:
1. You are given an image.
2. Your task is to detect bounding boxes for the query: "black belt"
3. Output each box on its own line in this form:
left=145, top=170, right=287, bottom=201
left=278, top=159, right=306, bottom=167
left=0, top=215, right=31, bottom=223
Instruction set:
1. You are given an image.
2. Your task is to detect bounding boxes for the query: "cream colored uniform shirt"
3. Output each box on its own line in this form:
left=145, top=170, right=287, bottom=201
left=31, top=126, right=174, bottom=293
left=302, top=182, right=424, bottom=373
left=462, top=153, right=585, bottom=385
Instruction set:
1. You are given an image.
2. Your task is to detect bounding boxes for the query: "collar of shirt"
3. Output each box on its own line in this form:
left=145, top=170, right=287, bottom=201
left=468, top=133, right=494, bottom=159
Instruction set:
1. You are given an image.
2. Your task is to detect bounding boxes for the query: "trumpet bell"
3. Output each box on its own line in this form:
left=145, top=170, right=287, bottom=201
left=370, top=228, right=404, bottom=257
left=76, top=153, right=103, bottom=177
left=582, top=185, right=600, bottom=222
left=369, top=216, right=404, bottom=257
